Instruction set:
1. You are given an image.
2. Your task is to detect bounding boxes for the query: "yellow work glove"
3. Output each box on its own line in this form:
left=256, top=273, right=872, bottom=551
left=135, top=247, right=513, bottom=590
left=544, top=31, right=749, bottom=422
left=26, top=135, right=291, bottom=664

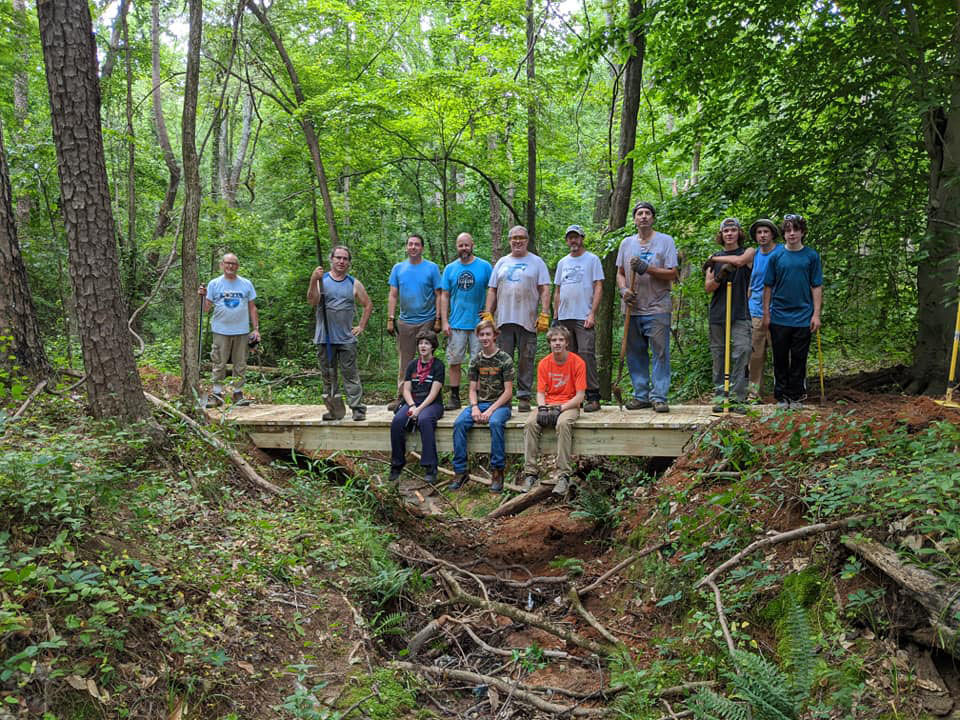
left=536, top=312, right=550, bottom=333
left=481, top=311, right=495, bottom=325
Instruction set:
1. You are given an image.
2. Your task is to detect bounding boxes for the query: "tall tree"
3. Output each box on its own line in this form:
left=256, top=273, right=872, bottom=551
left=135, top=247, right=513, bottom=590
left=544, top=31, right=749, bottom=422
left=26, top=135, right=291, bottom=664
left=525, top=0, right=537, bottom=251
left=180, top=0, right=203, bottom=401
left=37, top=0, right=151, bottom=421
left=595, top=0, right=645, bottom=399
left=12, top=0, right=31, bottom=230
left=0, top=120, right=50, bottom=380
left=150, top=0, right=181, bottom=243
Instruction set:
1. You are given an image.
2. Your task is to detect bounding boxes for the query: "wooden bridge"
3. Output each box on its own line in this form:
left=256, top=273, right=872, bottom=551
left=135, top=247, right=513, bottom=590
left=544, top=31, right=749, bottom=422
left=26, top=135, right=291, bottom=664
left=207, top=404, right=726, bottom=458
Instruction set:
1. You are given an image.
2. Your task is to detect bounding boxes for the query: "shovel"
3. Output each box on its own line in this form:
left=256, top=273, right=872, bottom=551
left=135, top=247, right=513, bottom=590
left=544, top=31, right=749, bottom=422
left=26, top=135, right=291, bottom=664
left=614, top=271, right=642, bottom=410
left=317, top=277, right=347, bottom=419
left=936, top=299, right=960, bottom=409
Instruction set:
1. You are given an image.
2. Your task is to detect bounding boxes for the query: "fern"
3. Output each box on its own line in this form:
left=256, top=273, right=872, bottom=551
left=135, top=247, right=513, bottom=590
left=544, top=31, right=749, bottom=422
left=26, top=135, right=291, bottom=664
left=729, top=649, right=798, bottom=720
left=780, top=592, right=815, bottom=701
left=370, top=611, right=406, bottom=638
left=689, top=689, right=749, bottom=720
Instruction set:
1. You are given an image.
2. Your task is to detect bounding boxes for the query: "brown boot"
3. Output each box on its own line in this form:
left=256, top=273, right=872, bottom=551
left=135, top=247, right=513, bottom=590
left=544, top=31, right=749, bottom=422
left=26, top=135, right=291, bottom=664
left=490, top=468, right=504, bottom=494
left=387, top=396, right=402, bottom=412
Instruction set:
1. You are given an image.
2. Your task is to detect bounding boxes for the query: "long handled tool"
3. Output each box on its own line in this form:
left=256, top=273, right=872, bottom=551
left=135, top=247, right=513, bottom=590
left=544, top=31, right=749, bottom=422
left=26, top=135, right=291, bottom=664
left=317, top=277, right=347, bottom=419
left=612, top=271, right=641, bottom=410
left=816, top=329, right=826, bottom=405
left=936, top=299, right=960, bottom=409
left=720, top=280, right=733, bottom=414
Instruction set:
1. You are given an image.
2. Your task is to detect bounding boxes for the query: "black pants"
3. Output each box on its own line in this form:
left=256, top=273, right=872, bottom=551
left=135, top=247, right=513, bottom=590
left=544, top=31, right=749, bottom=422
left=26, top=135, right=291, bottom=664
left=769, top=324, right=811, bottom=402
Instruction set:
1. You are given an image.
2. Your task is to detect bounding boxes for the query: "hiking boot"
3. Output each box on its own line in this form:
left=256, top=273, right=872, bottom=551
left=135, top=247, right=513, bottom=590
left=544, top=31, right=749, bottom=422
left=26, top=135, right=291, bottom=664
left=444, top=390, right=462, bottom=411
left=776, top=399, right=790, bottom=409
left=388, top=466, right=403, bottom=482
left=490, top=468, right=504, bottom=494
left=789, top=399, right=805, bottom=410
left=517, top=398, right=532, bottom=413
left=730, top=403, right=748, bottom=415
left=583, top=398, right=601, bottom=413
left=712, top=403, right=726, bottom=414
left=352, top=408, right=366, bottom=421
left=653, top=401, right=670, bottom=413
left=449, top=471, right=469, bottom=491
left=387, top=397, right=402, bottom=412
left=521, top=474, right=538, bottom=492
left=232, top=390, right=250, bottom=406
left=206, top=392, right=225, bottom=408
left=423, top=467, right=438, bottom=485
left=552, top=475, right=569, bottom=495
left=624, top=397, right=652, bottom=410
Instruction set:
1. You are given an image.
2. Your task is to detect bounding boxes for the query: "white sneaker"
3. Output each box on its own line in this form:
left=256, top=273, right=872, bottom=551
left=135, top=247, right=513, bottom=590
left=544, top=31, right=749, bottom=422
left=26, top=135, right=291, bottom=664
left=552, top=476, right=569, bottom=495
left=777, top=399, right=790, bottom=409
left=789, top=399, right=805, bottom=410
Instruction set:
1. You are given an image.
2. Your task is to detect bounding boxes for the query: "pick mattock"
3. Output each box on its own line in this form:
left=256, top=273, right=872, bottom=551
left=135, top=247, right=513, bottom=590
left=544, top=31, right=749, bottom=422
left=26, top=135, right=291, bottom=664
left=715, top=278, right=733, bottom=415
left=317, top=277, right=347, bottom=419
left=817, top=328, right=826, bottom=405
left=935, top=298, right=960, bottom=409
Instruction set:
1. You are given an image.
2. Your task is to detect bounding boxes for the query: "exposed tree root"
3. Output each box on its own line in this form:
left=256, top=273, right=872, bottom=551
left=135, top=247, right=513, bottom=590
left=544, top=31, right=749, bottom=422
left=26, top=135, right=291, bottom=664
left=488, top=483, right=553, bottom=518
left=144, top=391, right=282, bottom=495
left=567, top=588, right=623, bottom=649
left=391, top=661, right=611, bottom=716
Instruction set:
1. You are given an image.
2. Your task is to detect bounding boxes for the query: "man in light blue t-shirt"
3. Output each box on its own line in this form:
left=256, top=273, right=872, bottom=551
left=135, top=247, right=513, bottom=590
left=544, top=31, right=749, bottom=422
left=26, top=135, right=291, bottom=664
left=440, top=232, right=492, bottom=410
left=199, top=252, right=259, bottom=407
left=747, top=219, right=783, bottom=398
left=386, top=234, right=442, bottom=410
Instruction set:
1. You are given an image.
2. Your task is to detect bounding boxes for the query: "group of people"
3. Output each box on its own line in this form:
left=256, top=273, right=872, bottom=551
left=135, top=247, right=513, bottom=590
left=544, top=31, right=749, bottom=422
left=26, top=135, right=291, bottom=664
left=198, top=201, right=823, bottom=493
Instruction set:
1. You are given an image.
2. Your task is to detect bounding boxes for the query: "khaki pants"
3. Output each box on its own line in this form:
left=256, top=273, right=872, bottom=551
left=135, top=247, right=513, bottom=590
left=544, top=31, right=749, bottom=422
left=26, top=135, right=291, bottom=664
left=749, top=316, right=772, bottom=391
left=211, top=332, right=249, bottom=388
left=523, top=408, right=579, bottom=477
left=396, top=318, right=435, bottom=390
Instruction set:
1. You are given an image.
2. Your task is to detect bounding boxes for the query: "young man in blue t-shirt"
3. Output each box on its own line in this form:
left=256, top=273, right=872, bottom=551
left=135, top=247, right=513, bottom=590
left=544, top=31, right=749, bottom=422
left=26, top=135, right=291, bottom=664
left=762, top=215, right=823, bottom=409
left=199, top=252, right=259, bottom=407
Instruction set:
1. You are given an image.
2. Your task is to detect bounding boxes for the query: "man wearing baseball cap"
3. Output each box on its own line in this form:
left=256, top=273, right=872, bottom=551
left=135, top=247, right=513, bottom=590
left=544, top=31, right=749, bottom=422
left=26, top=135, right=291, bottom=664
left=615, top=201, right=678, bottom=413
left=746, top=219, right=783, bottom=399
left=552, top=224, right=605, bottom=412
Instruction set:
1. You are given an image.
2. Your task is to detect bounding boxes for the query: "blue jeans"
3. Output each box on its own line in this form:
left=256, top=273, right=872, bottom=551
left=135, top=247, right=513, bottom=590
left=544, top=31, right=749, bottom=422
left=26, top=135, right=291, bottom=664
left=452, top=403, right=512, bottom=473
left=390, top=403, right=444, bottom=469
left=626, top=313, right=671, bottom=403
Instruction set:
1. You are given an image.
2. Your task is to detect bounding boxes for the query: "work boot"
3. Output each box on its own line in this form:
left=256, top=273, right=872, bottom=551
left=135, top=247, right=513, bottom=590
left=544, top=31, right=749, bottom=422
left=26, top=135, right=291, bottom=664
left=205, top=392, right=225, bottom=408
left=387, top=396, right=402, bottom=412
left=449, top=471, right=469, bottom=491
left=444, top=387, right=462, bottom=411
left=232, top=390, right=250, bottom=406
left=776, top=399, right=790, bottom=409
left=490, top=468, right=504, bottom=494
left=521, top=474, right=538, bottom=492
left=552, top=475, right=569, bottom=496
left=423, top=466, right=438, bottom=485
left=388, top=466, right=403, bottom=482
left=517, top=398, right=532, bottom=413
left=653, top=401, right=670, bottom=413
left=352, top=408, right=366, bottom=421
left=624, top=397, right=652, bottom=410
left=583, top=398, right=601, bottom=413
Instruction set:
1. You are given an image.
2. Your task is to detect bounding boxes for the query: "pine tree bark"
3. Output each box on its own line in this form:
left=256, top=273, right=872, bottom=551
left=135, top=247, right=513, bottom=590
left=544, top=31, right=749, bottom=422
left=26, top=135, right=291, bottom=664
left=180, top=0, right=203, bottom=400
left=13, top=0, right=31, bottom=230
left=37, top=0, right=150, bottom=421
left=596, top=0, right=645, bottom=400
left=0, top=121, right=50, bottom=380
left=525, top=0, right=537, bottom=253
left=150, top=0, right=181, bottom=243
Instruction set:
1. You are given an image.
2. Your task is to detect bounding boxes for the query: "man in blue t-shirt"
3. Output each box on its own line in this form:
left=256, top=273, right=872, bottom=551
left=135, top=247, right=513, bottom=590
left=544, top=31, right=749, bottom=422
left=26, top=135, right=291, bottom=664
left=387, top=234, right=442, bottom=410
left=762, top=214, right=823, bottom=409
left=199, top=252, right=259, bottom=407
left=747, top=219, right=783, bottom=399
left=440, top=232, right=492, bottom=410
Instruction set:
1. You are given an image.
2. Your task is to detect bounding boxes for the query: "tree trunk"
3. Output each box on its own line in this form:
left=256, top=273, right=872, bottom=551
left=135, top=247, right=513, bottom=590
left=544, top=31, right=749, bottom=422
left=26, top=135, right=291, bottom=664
left=488, top=134, right=503, bottom=261
left=150, top=0, right=181, bottom=243
left=525, top=0, right=537, bottom=253
left=122, top=4, right=138, bottom=309
left=0, top=120, right=50, bottom=380
left=246, top=0, right=340, bottom=250
left=910, top=94, right=960, bottom=395
left=99, top=0, right=130, bottom=85
left=13, top=0, right=31, bottom=231
left=224, top=91, right=253, bottom=207
left=180, top=0, right=203, bottom=401
left=596, top=0, right=645, bottom=400
left=37, top=0, right=150, bottom=421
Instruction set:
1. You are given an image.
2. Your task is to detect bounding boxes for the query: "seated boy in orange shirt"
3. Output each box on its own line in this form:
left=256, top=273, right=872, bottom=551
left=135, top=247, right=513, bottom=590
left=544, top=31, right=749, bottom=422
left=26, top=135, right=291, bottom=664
left=521, top=325, right=586, bottom=495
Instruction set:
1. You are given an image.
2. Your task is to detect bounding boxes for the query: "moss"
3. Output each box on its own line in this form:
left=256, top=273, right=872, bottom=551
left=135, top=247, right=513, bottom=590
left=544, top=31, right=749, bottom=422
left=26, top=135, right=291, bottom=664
left=341, top=668, right=417, bottom=720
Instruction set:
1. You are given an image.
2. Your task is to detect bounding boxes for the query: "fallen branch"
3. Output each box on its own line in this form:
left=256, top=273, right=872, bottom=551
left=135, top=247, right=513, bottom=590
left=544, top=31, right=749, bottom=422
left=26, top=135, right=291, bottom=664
left=407, top=615, right=448, bottom=659
left=577, top=537, right=673, bottom=597
left=452, top=618, right=581, bottom=663
left=440, top=570, right=614, bottom=656
left=696, top=516, right=867, bottom=589
left=11, top=380, right=47, bottom=421
left=843, top=536, right=960, bottom=657
left=144, top=391, right=282, bottom=495
left=488, top=483, right=553, bottom=519
left=705, top=579, right=736, bottom=656
left=391, top=662, right=610, bottom=717
left=567, top=588, right=623, bottom=648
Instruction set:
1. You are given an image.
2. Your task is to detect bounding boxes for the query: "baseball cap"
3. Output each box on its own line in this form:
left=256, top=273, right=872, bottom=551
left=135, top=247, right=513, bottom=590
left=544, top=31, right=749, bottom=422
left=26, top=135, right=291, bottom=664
left=632, top=201, right=656, bottom=216
left=565, top=224, right=586, bottom=237
left=720, top=217, right=741, bottom=230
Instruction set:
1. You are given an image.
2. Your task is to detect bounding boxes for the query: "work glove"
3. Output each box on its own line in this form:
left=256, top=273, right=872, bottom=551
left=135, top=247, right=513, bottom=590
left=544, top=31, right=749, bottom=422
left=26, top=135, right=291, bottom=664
left=536, top=312, right=550, bottom=333
left=386, top=318, right=396, bottom=337
left=620, top=286, right=636, bottom=304
left=481, top=311, right=495, bottom=326
left=714, top=262, right=734, bottom=282
left=630, top=256, right=649, bottom=275
left=433, top=317, right=442, bottom=332
left=536, top=405, right=562, bottom=428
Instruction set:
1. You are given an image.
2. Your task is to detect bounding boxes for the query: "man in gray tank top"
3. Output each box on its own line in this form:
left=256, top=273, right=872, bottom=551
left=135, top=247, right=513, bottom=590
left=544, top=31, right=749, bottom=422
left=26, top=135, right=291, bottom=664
left=307, top=246, right=374, bottom=420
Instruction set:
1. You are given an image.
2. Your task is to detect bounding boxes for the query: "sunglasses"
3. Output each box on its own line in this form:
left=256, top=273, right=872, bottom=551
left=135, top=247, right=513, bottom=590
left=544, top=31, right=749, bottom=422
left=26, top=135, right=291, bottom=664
left=784, top=214, right=805, bottom=223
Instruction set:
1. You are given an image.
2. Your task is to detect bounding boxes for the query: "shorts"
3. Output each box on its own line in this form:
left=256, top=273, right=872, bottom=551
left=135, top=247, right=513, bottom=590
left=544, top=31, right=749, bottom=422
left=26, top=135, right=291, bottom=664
left=445, top=328, right=480, bottom=364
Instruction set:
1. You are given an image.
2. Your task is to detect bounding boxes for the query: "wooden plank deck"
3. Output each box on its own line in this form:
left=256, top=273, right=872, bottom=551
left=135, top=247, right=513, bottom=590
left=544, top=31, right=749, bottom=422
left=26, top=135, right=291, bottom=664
left=207, top=403, right=728, bottom=457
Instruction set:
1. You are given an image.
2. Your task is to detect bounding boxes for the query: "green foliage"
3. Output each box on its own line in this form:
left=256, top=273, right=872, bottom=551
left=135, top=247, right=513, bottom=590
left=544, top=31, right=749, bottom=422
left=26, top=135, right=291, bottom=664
left=689, top=649, right=801, bottom=720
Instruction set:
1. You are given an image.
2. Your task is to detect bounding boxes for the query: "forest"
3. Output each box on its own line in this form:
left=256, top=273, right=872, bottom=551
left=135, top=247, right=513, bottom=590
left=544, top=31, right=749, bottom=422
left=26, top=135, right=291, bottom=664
left=1, top=0, right=960, bottom=717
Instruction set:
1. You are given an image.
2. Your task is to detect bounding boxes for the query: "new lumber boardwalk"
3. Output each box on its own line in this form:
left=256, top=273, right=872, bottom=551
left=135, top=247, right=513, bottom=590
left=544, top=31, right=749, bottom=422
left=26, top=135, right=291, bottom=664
left=207, top=404, right=727, bottom=457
